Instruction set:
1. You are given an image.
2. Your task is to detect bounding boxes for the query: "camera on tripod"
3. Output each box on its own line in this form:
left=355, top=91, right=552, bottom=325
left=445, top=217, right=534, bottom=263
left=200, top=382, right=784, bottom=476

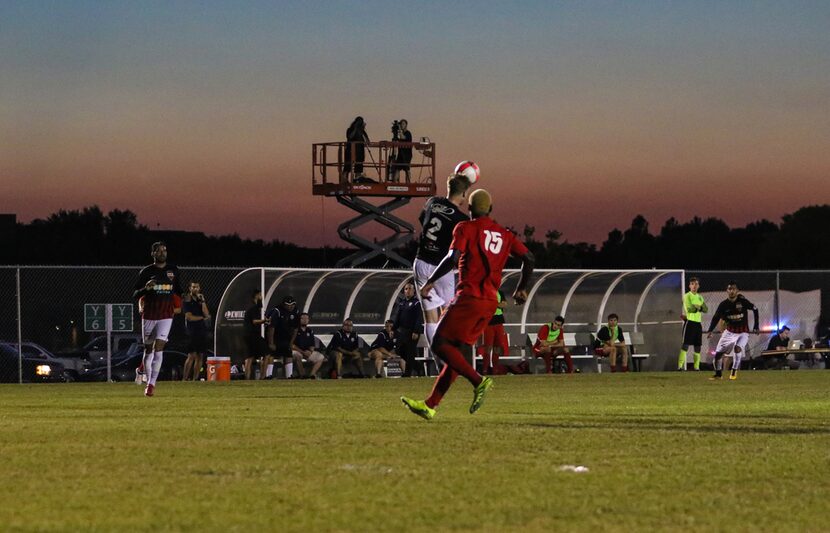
left=391, top=120, right=401, bottom=140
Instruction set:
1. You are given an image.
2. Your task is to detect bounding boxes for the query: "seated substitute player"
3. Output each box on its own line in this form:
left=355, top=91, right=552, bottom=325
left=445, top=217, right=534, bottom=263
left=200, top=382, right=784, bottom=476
left=707, top=282, right=759, bottom=380
left=413, top=173, right=472, bottom=371
left=327, top=318, right=365, bottom=378
left=368, top=320, right=404, bottom=378
left=291, top=313, right=327, bottom=379
left=132, top=241, right=183, bottom=397
left=401, top=189, right=535, bottom=420
left=534, top=315, right=574, bottom=374
left=266, top=296, right=300, bottom=378
left=594, top=313, right=630, bottom=373
left=678, top=276, right=707, bottom=371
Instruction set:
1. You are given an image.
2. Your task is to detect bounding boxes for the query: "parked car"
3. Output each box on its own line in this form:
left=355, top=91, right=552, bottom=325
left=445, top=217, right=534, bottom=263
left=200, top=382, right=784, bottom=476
left=0, top=343, right=67, bottom=383
left=13, top=342, right=90, bottom=380
left=58, top=334, right=143, bottom=364
left=78, top=342, right=188, bottom=382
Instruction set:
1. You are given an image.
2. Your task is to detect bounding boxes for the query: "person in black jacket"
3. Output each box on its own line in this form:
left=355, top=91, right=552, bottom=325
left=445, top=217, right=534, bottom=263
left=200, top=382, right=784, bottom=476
left=393, top=282, right=423, bottom=377
left=342, top=116, right=370, bottom=181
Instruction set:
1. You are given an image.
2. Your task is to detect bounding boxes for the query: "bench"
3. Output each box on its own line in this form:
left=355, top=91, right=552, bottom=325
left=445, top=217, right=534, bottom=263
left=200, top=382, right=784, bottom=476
left=473, top=330, right=594, bottom=374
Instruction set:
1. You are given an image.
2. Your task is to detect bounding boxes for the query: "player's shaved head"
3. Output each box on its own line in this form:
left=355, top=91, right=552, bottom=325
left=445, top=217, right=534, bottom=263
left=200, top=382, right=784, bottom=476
left=469, top=189, right=492, bottom=217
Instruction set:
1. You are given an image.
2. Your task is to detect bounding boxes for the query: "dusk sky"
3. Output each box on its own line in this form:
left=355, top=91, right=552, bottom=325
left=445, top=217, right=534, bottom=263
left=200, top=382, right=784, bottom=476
left=2, top=1, right=829, bottom=247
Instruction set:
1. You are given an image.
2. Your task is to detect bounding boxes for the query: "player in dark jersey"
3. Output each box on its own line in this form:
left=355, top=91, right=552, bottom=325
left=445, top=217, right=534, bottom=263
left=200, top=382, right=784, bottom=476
left=706, top=281, right=759, bottom=380
left=132, top=242, right=183, bottom=397
left=401, top=189, right=535, bottom=420
left=413, top=174, right=472, bottom=370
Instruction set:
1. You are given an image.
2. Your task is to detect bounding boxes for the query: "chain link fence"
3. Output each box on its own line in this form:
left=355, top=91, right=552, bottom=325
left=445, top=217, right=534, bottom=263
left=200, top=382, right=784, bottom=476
left=1, top=266, right=242, bottom=382
left=1, top=267, right=827, bottom=381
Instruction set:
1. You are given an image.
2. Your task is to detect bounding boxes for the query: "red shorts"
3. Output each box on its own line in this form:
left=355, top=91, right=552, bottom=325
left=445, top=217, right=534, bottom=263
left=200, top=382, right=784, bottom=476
left=482, top=323, right=509, bottom=354
left=436, top=294, right=498, bottom=346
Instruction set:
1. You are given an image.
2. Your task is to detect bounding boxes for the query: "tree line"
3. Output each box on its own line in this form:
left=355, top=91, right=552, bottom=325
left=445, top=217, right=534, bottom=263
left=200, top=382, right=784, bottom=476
left=2, top=204, right=829, bottom=269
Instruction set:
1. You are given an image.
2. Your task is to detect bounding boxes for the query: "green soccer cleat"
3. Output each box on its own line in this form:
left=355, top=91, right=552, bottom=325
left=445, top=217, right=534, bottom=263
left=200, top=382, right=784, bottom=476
left=469, top=376, right=494, bottom=414
left=401, top=396, right=435, bottom=421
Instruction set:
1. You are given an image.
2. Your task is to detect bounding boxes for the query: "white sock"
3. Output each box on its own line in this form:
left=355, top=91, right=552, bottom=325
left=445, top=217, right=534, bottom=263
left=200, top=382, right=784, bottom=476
left=266, top=364, right=274, bottom=378
left=143, top=352, right=154, bottom=374
left=151, top=351, right=163, bottom=385
left=285, top=362, right=293, bottom=378
left=425, top=322, right=441, bottom=370
left=732, top=353, right=742, bottom=371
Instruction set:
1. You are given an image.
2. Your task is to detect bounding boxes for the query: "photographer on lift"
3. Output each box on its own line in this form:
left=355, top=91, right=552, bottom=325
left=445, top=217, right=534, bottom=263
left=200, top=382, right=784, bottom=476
left=389, top=119, right=412, bottom=182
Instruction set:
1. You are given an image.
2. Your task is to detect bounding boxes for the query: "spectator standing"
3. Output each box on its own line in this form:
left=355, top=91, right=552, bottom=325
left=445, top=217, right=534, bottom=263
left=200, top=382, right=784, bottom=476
left=292, top=313, right=327, bottom=379
left=343, top=116, right=370, bottom=181
left=368, top=320, right=404, bottom=378
left=243, top=290, right=269, bottom=380
left=534, top=316, right=574, bottom=374
left=328, top=318, right=365, bottom=378
left=595, top=313, right=630, bottom=373
left=393, top=282, right=424, bottom=377
left=391, top=119, right=413, bottom=182
left=266, top=296, right=300, bottom=378
left=182, top=281, right=210, bottom=381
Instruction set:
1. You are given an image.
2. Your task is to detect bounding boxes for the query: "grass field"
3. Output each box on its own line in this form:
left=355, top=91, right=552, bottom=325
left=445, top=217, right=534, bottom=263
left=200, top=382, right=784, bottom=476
left=2, top=372, right=829, bottom=532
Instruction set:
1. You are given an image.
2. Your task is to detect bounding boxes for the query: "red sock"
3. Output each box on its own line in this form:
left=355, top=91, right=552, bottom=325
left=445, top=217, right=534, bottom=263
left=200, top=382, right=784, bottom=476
left=623, top=365, right=629, bottom=373
left=611, top=367, right=617, bottom=373
left=544, top=354, right=553, bottom=373
left=426, top=365, right=458, bottom=408
left=479, top=346, right=492, bottom=375
left=564, top=352, right=574, bottom=374
left=434, top=340, right=482, bottom=386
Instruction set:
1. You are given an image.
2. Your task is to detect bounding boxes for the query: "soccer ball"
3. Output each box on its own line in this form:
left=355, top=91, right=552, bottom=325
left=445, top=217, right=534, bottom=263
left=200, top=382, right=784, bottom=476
left=454, top=160, right=480, bottom=184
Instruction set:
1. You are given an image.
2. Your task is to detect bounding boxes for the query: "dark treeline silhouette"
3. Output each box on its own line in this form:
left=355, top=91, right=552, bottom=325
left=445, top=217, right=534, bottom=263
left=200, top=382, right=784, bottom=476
left=2, top=205, right=829, bottom=269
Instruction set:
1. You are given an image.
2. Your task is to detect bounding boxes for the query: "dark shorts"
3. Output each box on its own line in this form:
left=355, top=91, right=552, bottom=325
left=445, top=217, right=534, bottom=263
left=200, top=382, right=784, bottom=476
left=187, top=334, right=208, bottom=354
left=682, top=320, right=703, bottom=347
left=246, top=336, right=267, bottom=357
left=273, top=341, right=292, bottom=358
left=436, top=294, right=498, bottom=346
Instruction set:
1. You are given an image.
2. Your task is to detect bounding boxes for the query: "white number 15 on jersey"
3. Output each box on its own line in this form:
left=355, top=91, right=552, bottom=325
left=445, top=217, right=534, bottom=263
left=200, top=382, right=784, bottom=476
left=483, top=230, right=503, bottom=254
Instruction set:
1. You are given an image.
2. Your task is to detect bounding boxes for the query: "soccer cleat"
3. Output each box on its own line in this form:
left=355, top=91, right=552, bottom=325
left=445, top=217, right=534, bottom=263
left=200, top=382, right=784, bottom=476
left=709, top=375, right=722, bottom=381
left=469, top=376, right=494, bottom=414
left=401, top=396, right=435, bottom=421
left=729, top=372, right=738, bottom=381
left=135, top=368, right=147, bottom=385
left=144, top=384, right=155, bottom=397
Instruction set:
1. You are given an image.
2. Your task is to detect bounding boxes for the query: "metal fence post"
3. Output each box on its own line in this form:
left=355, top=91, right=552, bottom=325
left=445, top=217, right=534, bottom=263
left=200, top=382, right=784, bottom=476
left=774, top=270, right=780, bottom=330
left=16, top=267, right=22, bottom=384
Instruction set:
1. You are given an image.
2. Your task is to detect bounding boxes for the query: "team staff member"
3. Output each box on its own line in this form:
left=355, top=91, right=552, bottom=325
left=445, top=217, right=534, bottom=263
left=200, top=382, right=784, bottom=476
left=327, top=318, right=364, bottom=378
left=707, top=282, right=759, bottom=380
left=292, top=313, right=327, bottom=379
left=133, top=241, right=182, bottom=397
left=243, top=290, right=269, bottom=380
left=182, top=281, right=210, bottom=381
left=678, top=277, right=707, bottom=371
left=393, top=282, right=424, bottom=377
left=267, top=296, right=300, bottom=378
left=368, top=320, right=404, bottom=378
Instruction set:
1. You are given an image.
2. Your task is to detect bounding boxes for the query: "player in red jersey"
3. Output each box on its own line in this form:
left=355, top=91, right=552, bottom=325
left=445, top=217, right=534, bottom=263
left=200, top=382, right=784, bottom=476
left=401, top=189, right=535, bottom=419
left=132, top=242, right=182, bottom=396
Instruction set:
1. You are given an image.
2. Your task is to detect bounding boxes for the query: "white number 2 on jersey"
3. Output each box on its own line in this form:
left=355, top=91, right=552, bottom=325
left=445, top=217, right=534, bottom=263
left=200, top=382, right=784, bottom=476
left=425, top=218, right=442, bottom=241
left=483, top=230, right=503, bottom=254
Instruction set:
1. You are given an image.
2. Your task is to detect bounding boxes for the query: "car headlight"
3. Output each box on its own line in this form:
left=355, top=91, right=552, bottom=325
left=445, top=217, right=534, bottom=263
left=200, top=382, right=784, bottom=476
left=35, top=365, right=52, bottom=376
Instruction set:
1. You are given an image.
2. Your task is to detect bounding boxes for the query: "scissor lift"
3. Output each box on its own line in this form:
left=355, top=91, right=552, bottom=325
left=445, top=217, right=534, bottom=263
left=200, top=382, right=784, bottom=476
left=312, top=140, right=436, bottom=267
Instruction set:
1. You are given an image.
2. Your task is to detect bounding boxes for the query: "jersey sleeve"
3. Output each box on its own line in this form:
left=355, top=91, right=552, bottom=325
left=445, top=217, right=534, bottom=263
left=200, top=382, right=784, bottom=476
left=449, top=222, right=470, bottom=253
left=509, top=233, right=529, bottom=257
left=536, top=324, right=550, bottom=342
